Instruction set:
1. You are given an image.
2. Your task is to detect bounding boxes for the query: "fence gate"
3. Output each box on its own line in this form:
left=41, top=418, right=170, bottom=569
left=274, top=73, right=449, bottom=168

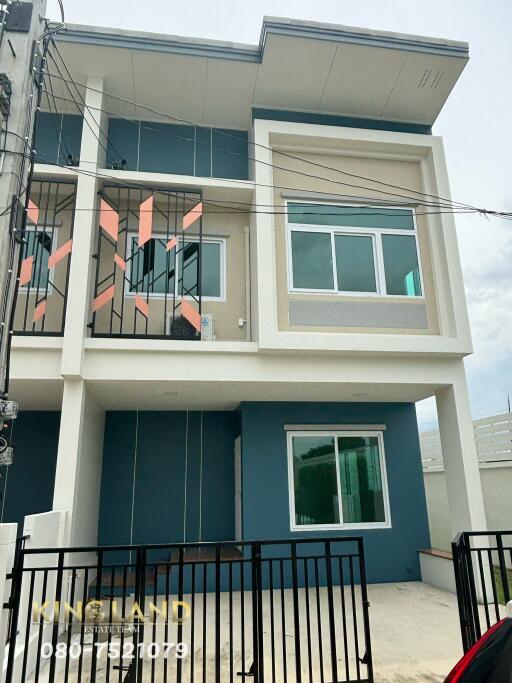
left=5, top=538, right=373, bottom=683
left=452, top=530, right=512, bottom=652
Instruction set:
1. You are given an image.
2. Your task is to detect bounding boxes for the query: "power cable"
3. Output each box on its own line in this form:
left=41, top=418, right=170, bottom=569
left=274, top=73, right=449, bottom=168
left=29, top=157, right=490, bottom=221
left=47, top=45, right=125, bottom=165
left=43, top=80, right=465, bottom=214
left=45, top=60, right=484, bottom=214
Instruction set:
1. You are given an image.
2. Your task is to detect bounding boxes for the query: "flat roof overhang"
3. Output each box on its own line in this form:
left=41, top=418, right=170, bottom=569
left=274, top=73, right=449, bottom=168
left=49, top=16, right=469, bottom=130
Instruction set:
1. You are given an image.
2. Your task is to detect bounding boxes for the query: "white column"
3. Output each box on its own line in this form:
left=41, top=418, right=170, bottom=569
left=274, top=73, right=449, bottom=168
left=436, top=362, right=487, bottom=536
left=60, top=77, right=106, bottom=379
left=52, top=380, right=105, bottom=546
left=252, top=120, right=279, bottom=346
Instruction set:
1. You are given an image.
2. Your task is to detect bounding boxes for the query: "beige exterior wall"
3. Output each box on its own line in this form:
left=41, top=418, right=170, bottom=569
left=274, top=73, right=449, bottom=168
left=272, top=150, right=440, bottom=335
left=93, top=206, right=249, bottom=341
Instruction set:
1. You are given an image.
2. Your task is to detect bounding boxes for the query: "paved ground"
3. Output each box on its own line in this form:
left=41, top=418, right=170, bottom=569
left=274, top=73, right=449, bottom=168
left=368, top=581, right=463, bottom=682
left=20, top=581, right=468, bottom=683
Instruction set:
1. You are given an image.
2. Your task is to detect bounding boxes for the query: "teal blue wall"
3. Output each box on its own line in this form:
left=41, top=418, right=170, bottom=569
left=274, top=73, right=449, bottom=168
left=0, top=412, right=60, bottom=528
left=240, top=402, right=430, bottom=583
left=35, top=112, right=83, bottom=165
left=106, top=119, right=249, bottom=179
left=98, top=411, right=240, bottom=547
left=253, top=108, right=432, bottom=134
left=98, top=403, right=429, bottom=583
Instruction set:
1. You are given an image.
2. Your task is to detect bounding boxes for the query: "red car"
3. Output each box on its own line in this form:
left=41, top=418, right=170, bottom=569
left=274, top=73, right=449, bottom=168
left=444, top=606, right=512, bottom=682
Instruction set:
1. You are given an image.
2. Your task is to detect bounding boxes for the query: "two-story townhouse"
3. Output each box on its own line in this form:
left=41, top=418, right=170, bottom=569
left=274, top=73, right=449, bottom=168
left=3, top=17, right=486, bottom=591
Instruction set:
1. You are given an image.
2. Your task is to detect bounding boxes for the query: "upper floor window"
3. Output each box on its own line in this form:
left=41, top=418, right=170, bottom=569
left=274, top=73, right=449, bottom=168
left=287, top=203, right=422, bottom=297
left=20, top=227, right=54, bottom=292
left=126, top=236, right=225, bottom=301
left=287, top=430, right=391, bottom=531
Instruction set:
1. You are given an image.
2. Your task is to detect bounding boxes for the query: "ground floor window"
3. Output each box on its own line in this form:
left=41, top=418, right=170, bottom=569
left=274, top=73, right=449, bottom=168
left=287, top=430, right=390, bottom=530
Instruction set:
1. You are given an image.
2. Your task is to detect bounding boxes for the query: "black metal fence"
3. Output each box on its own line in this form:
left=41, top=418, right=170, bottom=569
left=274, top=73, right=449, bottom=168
left=5, top=538, right=373, bottom=683
left=4, top=535, right=29, bottom=645
left=13, top=179, right=76, bottom=336
left=452, top=530, right=512, bottom=652
left=89, top=185, right=203, bottom=340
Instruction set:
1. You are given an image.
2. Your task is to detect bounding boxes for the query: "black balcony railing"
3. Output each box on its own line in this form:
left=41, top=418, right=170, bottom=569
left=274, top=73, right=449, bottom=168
left=89, top=184, right=204, bottom=340
left=13, top=180, right=76, bottom=336
left=5, top=538, right=373, bottom=683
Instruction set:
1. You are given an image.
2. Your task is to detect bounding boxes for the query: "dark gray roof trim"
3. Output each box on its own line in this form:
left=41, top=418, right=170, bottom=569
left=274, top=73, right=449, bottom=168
left=55, top=26, right=261, bottom=62
left=54, top=16, right=469, bottom=62
left=261, top=17, right=469, bottom=58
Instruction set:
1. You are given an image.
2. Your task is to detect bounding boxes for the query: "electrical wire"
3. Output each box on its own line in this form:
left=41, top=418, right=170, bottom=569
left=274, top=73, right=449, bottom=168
left=45, top=42, right=512, bottom=221
left=43, top=80, right=468, bottom=215
left=46, top=45, right=125, bottom=164
left=27, top=156, right=489, bottom=221
left=45, top=54, right=485, bottom=214
left=45, top=48, right=122, bottom=167
left=44, top=74, right=512, bottom=222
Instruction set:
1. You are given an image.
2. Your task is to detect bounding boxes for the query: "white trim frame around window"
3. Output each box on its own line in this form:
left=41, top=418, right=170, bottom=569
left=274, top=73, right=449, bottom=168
left=19, top=225, right=57, bottom=296
left=285, top=200, right=425, bottom=300
left=124, top=233, right=227, bottom=302
left=286, top=429, right=392, bottom=532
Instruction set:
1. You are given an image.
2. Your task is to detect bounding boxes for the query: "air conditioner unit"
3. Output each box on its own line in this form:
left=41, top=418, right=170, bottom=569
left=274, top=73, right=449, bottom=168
left=166, top=312, right=214, bottom=340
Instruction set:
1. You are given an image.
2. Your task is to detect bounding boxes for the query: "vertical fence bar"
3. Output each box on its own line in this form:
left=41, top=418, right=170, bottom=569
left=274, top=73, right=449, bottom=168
left=48, top=551, right=65, bottom=683
left=476, top=551, right=491, bottom=630
left=268, top=560, right=276, bottom=683
left=34, top=569, right=49, bottom=683
left=357, top=539, right=374, bottom=683
left=279, top=558, right=287, bottom=683
left=464, top=535, right=482, bottom=642
left=90, top=549, right=104, bottom=683
left=215, top=544, right=221, bottom=683
left=291, top=542, right=302, bottom=683
left=20, top=569, right=36, bottom=683
left=190, top=563, right=196, bottom=683
left=313, top=558, right=324, bottom=683
left=64, top=569, right=77, bottom=683
left=348, top=556, right=361, bottom=681
left=303, top=558, right=312, bottom=683
left=337, top=555, right=350, bottom=681
left=324, top=541, right=338, bottom=683
left=77, top=567, right=89, bottom=682
left=452, top=536, right=471, bottom=653
left=251, top=543, right=261, bottom=683
left=496, top=534, right=511, bottom=604
left=177, top=546, right=184, bottom=683
left=4, top=548, right=24, bottom=683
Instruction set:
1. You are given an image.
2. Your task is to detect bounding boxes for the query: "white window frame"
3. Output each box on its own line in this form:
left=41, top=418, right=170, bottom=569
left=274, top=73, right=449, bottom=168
left=19, top=225, right=56, bottom=295
left=286, top=429, right=392, bottom=532
left=285, top=200, right=424, bottom=300
left=125, top=233, right=226, bottom=302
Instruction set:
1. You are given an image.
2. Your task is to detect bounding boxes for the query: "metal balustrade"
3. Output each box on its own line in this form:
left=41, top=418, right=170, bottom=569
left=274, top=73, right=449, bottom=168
left=89, top=185, right=203, bottom=340
left=13, top=179, right=76, bottom=336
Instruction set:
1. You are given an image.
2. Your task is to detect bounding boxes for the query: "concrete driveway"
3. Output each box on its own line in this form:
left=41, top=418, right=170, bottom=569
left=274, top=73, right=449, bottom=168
left=369, top=581, right=464, bottom=682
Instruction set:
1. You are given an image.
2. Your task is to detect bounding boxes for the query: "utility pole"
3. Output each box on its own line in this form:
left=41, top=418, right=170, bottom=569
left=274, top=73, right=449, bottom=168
left=0, top=0, right=49, bottom=462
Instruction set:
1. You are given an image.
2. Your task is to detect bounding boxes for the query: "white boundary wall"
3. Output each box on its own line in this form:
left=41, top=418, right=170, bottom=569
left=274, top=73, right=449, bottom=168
left=1, top=511, right=67, bottom=683
left=422, top=411, right=512, bottom=553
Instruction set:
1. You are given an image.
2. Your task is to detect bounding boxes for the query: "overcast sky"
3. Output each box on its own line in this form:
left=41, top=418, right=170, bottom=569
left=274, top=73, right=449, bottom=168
left=46, top=0, right=512, bottom=430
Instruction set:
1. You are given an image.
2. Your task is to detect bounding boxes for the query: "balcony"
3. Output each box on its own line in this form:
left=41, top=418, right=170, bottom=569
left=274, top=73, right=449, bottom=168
left=13, top=179, right=76, bottom=336
left=89, top=184, right=250, bottom=342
